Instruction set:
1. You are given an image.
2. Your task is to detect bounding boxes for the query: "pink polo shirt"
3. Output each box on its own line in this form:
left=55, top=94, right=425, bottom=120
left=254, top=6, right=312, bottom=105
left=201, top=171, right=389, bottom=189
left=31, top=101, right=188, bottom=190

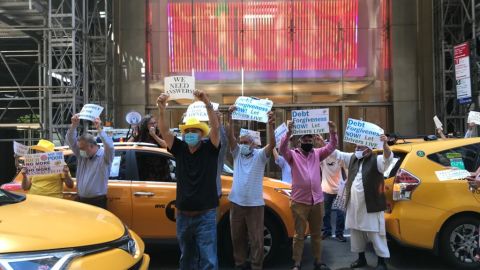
left=279, top=131, right=338, bottom=205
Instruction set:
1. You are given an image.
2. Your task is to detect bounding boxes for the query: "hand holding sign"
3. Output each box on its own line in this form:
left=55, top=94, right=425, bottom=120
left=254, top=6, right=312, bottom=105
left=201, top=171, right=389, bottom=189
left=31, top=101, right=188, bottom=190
left=328, top=121, right=337, bottom=133
left=467, top=111, right=480, bottom=125
left=94, top=117, right=102, bottom=131
left=71, top=114, right=80, bottom=128
left=157, top=93, right=169, bottom=111
left=274, top=123, right=288, bottom=146
left=344, top=118, right=384, bottom=149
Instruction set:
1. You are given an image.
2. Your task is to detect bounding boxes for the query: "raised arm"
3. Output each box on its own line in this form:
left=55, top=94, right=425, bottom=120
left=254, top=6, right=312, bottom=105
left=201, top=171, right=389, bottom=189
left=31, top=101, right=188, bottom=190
left=436, top=127, right=447, bottom=139
left=149, top=127, right=168, bottom=148
left=273, top=147, right=280, bottom=161
left=20, top=167, right=31, bottom=190
left=62, top=165, right=74, bottom=188
left=377, top=134, right=393, bottom=173
left=317, top=121, right=338, bottom=161
left=263, top=111, right=276, bottom=157
left=95, top=117, right=114, bottom=164
left=227, top=105, right=238, bottom=152
left=279, top=121, right=294, bottom=163
left=195, top=90, right=220, bottom=148
left=465, top=122, right=475, bottom=138
left=156, top=93, right=175, bottom=149
left=66, top=114, right=81, bottom=157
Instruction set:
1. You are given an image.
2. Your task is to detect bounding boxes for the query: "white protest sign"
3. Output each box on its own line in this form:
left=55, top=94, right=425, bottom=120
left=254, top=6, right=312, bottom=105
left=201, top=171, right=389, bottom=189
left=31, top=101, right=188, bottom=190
left=125, top=111, right=142, bottom=125
left=183, top=101, right=219, bottom=122
left=467, top=111, right=480, bottom=125
left=164, top=76, right=195, bottom=100
left=78, top=104, right=104, bottom=122
left=24, top=152, right=65, bottom=176
left=240, top=128, right=261, bottom=146
left=344, top=118, right=384, bottom=149
left=435, top=169, right=471, bottom=181
left=291, top=109, right=329, bottom=135
left=274, top=123, right=288, bottom=146
left=110, top=156, right=121, bottom=178
left=232, top=96, right=273, bottom=123
left=13, top=141, right=30, bottom=156
left=433, top=115, right=443, bottom=129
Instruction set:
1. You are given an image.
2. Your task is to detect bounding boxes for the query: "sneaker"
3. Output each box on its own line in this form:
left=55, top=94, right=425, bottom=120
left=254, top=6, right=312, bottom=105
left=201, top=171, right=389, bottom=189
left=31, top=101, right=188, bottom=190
left=335, top=234, right=347, bottom=242
left=314, top=263, right=331, bottom=270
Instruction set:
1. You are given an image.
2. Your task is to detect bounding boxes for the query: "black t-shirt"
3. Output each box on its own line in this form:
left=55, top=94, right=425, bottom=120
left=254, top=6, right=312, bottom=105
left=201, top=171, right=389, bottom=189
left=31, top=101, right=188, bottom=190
left=168, top=137, right=220, bottom=211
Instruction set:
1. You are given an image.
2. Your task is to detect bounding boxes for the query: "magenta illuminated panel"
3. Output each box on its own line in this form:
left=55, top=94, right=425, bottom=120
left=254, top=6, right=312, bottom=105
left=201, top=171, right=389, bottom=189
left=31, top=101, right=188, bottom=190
left=167, top=0, right=359, bottom=74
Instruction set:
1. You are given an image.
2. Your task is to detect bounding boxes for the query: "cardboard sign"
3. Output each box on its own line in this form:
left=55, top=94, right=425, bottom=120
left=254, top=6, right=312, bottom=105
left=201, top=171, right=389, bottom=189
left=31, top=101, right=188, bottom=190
left=232, top=96, right=273, bottom=123
left=344, top=118, right=384, bottom=149
left=433, top=115, right=443, bottom=129
left=24, top=152, right=65, bottom=176
left=125, top=111, right=142, bottom=125
left=467, top=111, right=480, bottom=125
left=164, top=76, right=195, bottom=100
left=13, top=141, right=29, bottom=156
left=274, top=123, right=288, bottom=146
left=435, top=169, right=471, bottom=181
left=291, top=109, right=329, bottom=135
left=240, top=128, right=261, bottom=145
left=78, top=104, right=104, bottom=122
left=183, top=101, right=220, bottom=122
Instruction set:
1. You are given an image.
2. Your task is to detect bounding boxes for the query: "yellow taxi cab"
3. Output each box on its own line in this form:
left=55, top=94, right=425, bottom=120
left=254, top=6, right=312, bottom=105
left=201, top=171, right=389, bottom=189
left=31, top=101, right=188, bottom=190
left=0, top=188, right=150, bottom=269
left=4, top=142, right=294, bottom=263
left=381, top=137, right=480, bottom=269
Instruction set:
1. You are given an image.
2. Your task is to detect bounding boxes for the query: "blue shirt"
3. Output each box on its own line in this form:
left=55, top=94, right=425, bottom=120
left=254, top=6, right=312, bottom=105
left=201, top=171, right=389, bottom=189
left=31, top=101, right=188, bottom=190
left=275, top=155, right=292, bottom=184
left=66, top=129, right=114, bottom=198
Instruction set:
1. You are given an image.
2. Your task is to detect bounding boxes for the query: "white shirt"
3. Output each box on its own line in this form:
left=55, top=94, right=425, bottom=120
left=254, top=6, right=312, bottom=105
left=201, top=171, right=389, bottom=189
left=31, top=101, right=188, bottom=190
left=275, top=155, right=292, bottom=184
left=345, top=154, right=393, bottom=234
left=229, top=145, right=269, bottom=206
left=320, top=150, right=347, bottom=194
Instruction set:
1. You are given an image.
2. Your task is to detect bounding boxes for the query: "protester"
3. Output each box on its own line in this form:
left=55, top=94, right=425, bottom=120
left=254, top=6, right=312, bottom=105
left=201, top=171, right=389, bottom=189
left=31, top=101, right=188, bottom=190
left=157, top=90, right=220, bottom=270
left=343, top=135, right=392, bottom=270
left=216, top=111, right=228, bottom=198
left=314, top=135, right=347, bottom=242
left=273, top=147, right=292, bottom=184
left=436, top=121, right=475, bottom=139
left=280, top=120, right=338, bottom=270
left=128, top=115, right=167, bottom=148
left=66, top=115, right=114, bottom=209
left=20, top=139, right=74, bottom=198
left=227, top=105, right=275, bottom=270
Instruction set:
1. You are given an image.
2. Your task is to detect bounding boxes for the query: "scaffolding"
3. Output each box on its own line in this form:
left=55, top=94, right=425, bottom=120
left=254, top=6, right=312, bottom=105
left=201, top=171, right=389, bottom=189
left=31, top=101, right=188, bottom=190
left=434, top=0, right=480, bottom=136
left=0, top=0, right=113, bottom=144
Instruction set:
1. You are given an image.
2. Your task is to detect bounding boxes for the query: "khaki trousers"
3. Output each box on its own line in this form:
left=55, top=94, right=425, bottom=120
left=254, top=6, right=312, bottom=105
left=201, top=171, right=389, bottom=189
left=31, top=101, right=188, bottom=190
left=290, top=200, right=324, bottom=265
left=230, top=202, right=265, bottom=270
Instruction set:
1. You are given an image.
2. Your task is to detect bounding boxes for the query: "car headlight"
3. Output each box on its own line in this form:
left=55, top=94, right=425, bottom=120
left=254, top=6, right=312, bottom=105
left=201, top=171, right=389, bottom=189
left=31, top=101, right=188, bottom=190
left=0, top=250, right=82, bottom=270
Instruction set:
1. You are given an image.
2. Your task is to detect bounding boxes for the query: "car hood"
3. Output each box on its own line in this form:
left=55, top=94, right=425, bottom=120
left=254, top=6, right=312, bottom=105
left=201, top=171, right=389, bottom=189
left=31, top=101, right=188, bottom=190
left=0, top=194, right=125, bottom=253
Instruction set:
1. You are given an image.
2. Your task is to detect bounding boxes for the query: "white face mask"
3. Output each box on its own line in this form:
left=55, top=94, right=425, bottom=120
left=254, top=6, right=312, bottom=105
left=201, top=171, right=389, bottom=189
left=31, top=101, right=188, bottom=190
left=80, top=150, right=89, bottom=158
left=354, top=150, right=365, bottom=159
left=239, top=144, right=253, bottom=156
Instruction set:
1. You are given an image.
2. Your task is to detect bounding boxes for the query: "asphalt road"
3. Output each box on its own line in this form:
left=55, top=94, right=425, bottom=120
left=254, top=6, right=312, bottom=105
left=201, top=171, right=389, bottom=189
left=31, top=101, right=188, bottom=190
left=146, top=236, right=457, bottom=270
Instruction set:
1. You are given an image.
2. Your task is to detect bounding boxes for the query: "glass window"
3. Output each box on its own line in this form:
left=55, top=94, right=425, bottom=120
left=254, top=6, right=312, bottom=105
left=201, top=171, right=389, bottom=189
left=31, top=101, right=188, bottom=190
left=427, top=144, right=480, bottom=172
left=64, top=150, right=127, bottom=180
left=134, top=151, right=176, bottom=182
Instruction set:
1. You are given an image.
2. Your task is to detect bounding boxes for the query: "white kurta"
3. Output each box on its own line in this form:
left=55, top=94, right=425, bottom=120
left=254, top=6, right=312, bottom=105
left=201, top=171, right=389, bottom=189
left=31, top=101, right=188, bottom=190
left=345, top=154, right=393, bottom=258
left=345, top=155, right=392, bottom=233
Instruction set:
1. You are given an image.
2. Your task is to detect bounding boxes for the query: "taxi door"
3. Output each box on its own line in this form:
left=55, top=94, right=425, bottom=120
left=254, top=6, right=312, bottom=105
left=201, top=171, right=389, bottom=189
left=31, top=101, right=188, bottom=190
left=130, top=150, right=178, bottom=239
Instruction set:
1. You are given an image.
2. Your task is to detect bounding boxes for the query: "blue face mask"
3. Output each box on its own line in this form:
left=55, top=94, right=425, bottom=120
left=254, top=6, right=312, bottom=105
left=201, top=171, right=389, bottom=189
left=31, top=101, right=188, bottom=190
left=184, top=132, right=200, bottom=146
left=239, top=144, right=253, bottom=156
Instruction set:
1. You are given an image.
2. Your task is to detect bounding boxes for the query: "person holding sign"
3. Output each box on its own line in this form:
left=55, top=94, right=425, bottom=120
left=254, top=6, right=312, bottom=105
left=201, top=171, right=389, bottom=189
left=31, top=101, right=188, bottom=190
left=128, top=115, right=167, bottom=148
left=20, top=140, right=73, bottom=198
left=156, top=90, right=220, bottom=270
left=279, top=120, right=338, bottom=270
left=343, top=135, right=392, bottom=270
left=226, top=105, right=275, bottom=270
left=314, top=135, right=348, bottom=243
left=66, top=115, right=114, bottom=209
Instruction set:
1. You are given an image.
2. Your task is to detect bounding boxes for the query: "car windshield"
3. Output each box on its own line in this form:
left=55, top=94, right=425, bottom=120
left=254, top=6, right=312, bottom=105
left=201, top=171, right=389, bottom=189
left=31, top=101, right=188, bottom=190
left=0, top=189, right=26, bottom=206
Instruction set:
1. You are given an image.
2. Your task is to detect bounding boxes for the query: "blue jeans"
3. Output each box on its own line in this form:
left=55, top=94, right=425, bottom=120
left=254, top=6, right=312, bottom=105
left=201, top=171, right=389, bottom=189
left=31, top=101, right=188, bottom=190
left=322, top=192, right=345, bottom=236
left=176, top=209, right=218, bottom=270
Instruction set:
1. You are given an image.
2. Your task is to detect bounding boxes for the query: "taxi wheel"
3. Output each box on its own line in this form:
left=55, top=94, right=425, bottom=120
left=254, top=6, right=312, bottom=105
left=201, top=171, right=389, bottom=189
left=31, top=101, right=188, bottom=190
left=440, top=215, right=480, bottom=269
